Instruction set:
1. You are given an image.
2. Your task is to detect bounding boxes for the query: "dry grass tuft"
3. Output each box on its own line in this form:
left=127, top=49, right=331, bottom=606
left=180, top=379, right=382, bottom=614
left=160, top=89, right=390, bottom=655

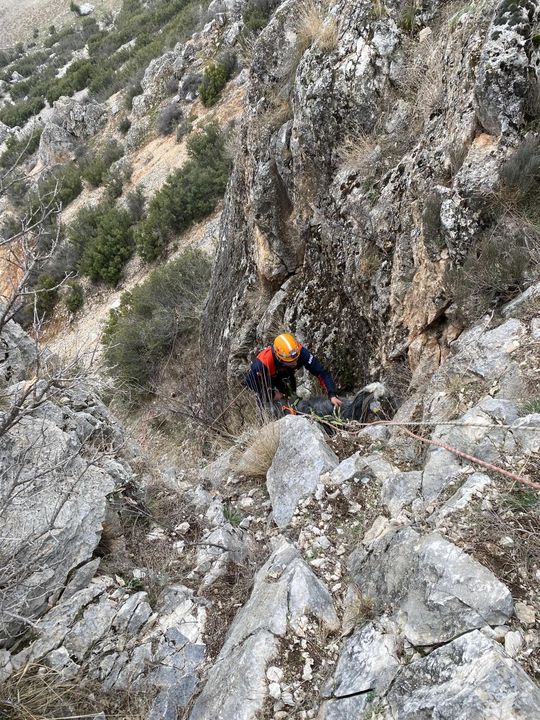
left=341, top=588, right=376, bottom=636
left=236, top=421, right=281, bottom=479
left=337, top=130, right=379, bottom=175
left=266, top=95, right=293, bottom=132
left=296, top=0, right=339, bottom=53
left=0, top=663, right=151, bottom=719
left=396, top=39, right=444, bottom=120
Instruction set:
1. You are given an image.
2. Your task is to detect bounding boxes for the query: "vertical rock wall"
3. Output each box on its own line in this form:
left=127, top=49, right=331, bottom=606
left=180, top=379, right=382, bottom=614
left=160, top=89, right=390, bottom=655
left=201, top=0, right=540, bottom=409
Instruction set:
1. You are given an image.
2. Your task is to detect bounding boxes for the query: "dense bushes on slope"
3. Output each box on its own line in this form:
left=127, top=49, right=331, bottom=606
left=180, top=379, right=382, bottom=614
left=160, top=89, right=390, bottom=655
left=81, top=140, right=124, bottom=188
left=69, top=202, right=134, bottom=285
left=102, top=248, right=211, bottom=404
left=0, top=0, right=204, bottom=126
left=135, top=123, right=230, bottom=261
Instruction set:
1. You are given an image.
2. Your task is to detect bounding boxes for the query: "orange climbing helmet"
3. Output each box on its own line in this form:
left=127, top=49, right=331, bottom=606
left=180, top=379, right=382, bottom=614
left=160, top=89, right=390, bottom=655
left=273, top=333, right=302, bottom=364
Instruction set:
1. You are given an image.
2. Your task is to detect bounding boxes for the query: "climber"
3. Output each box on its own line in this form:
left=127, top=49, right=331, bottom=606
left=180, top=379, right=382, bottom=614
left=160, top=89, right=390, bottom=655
left=244, top=333, right=342, bottom=412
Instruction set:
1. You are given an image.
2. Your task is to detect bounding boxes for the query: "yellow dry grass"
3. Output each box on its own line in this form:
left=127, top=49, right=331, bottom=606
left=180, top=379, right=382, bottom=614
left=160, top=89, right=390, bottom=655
left=236, top=421, right=281, bottom=479
left=296, top=0, right=339, bottom=53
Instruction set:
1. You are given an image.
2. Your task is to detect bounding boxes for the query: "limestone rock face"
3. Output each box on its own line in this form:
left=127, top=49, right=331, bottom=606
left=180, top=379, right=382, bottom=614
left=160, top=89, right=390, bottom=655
left=131, top=51, right=183, bottom=120
left=189, top=538, right=338, bottom=720
left=266, top=415, right=338, bottom=526
left=0, top=323, right=134, bottom=643
left=201, top=0, right=540, bottom=408
left=348, top=528, right=513, bottom=646
left=387, top=631, right=540, bottom=719
left=49, top=96, right=107, bottom=138
left=38, top=95, right=106, bottom=164
left=474, top=0, right=538, bottom=135
left=0, top=318, right=37, bottom=384
left=38, top=123, right=79, bottom=165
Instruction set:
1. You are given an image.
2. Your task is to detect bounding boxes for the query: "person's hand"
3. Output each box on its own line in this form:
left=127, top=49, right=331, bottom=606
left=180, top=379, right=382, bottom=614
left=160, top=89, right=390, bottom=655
left=274, top=390, right=285, bottom=400
left=330, top=396, right=343, bottom=407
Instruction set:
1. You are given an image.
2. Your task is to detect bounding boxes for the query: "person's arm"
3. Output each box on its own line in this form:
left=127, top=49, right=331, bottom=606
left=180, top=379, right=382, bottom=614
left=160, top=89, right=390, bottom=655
left=299, top=347, right=342, bottom=405
left=244, top=358, right=274, bottom=405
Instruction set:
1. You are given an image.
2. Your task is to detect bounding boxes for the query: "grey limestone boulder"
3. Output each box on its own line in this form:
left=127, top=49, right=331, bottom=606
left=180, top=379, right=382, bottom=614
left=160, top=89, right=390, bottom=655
left=474, top=0, right=538, bottom=135
left=0, top=318, right=37, bottom=384
left=349, top=528, right=513, bottom=645
left=387, top=630, right=540, bottom=719
left=78, top=3, right=95, bottom=15
left=382, top=470, right=422, bottom=517
left=267, top=415, right=338, bottom=526
left=50, top=96, right=106, bottom=138
left=190, top=538, right=338, bottom=720
left=323, top=622, right=400, bottom=699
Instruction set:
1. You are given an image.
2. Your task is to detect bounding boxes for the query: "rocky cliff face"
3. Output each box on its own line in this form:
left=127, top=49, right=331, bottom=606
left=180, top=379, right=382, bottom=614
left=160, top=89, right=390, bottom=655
left=202, top=0, right=540, bottom=405
left=2, top=1, right=540, bottom=718
left=2, top=285, right=539, bottom=719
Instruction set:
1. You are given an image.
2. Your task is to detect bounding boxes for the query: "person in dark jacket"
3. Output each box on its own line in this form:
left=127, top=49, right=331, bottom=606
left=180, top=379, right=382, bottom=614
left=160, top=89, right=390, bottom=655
left=244, top=333, right=342, bottom=410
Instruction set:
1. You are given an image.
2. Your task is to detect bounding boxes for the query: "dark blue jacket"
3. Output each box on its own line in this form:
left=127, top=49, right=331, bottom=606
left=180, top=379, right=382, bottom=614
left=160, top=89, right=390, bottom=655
left=244, top=345, right=337, bottom=405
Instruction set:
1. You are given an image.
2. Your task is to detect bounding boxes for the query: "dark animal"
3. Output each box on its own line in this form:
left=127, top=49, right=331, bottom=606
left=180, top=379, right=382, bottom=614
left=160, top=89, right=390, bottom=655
left=275, top=382, right=396, bottom=427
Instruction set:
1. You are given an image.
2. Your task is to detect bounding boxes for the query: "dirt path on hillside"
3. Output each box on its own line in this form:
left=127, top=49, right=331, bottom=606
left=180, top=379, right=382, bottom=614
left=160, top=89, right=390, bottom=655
left=0, top=0, right=121, bottom=47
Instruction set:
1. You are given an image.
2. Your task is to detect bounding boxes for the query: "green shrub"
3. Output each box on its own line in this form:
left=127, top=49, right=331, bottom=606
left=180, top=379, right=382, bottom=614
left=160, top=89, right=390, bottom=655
left=81, top=140, right=124, bottom=188
left=125, top=188, right=146, bottom=222
left=0, top=47, right=23, bottom=70
left=199, top=63, right=228, bottom=107
left=102, top=248, right=211, bottom=404
left=0, top=98, right=45, bottom=128
left=34, top=273, right=59, bottom=319
left=118, top=117, right=131, bottom=134
left=135, top=123, right=230, bottom=261
left=0, top=129, right=42, bottom=170
left=2, top=50, right=49, bottom=80
left=399, top=0, right=419, bottom=34
left=28, top=162, right=83, bottom=215
left=70, top=203, right=134, bottom=285
left=65, top=280, right=84, bottom=313
left=242, top=0, right=277, bottom=32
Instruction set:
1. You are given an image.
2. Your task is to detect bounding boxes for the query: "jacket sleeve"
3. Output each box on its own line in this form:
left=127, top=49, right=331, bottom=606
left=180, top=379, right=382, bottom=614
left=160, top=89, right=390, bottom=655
left=299, top=347, right=337, bottom=396
left=244, top=358, right=274, bottom=404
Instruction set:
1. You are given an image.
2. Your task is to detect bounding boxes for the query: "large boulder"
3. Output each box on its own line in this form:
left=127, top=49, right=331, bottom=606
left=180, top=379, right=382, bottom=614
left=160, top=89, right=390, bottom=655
left=50, top=96, right=107, bottom=138
left=190, top=538, right=339, bottom=720
left=387, top=630, right=540, bottom=719
left=38, top=123, right=80, bottom=165
left=474, top=0, right=538, bottom=135
left=266, top=415, right=338, bottom=526
left=348, top=528, right=513, bottom=645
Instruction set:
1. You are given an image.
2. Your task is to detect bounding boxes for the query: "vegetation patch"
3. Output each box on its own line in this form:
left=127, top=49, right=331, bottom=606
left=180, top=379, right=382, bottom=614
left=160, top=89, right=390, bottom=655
left=0, top=129, right=43, bottom=170
left=102, top=248, right=211, bottom=404
left=296, top=0, right=339, bottom=53
left=81, top=140, right=124, bottom=188
left=242, top=0, right=279, bottom=33
left=199, top=62, right=229, bottom=107
left=135, top=123, right=230, bottom=261
left=69, top=201, right=134, bottom=285
left=64, top=280, right=84, bottom=313
left=236, top=422, right=281, bottom=479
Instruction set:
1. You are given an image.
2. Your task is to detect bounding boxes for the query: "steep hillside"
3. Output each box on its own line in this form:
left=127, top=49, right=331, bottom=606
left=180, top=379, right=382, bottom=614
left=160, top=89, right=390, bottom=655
left=0, top=0, right=121, bottom=47
left=0, top=1, right=539, bottom=719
